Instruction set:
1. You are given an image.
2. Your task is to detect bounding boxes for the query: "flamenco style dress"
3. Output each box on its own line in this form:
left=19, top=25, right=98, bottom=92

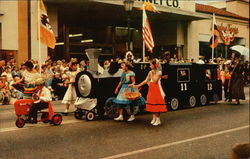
left=146, top=71, right=167, bottom=113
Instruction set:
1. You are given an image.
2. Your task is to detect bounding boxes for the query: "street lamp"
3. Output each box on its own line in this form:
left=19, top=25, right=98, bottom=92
left=123, top=0, right=134, bottom=51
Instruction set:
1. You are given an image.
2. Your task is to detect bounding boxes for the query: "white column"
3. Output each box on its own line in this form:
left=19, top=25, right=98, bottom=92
left=187, top=20, right=199, bottom=62
left=30, top=0, right=47, bottom=63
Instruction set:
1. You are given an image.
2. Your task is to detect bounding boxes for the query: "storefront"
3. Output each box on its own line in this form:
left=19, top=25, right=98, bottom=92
left=43, top=0, right=209, bottom=61
left=1, top=0, right=248, bottom=64
left=196, top=2, right=249, bottom=60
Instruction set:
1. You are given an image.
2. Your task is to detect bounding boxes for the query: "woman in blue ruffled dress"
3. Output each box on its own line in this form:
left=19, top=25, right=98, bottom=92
left=113, top=62, right=145, bottom=121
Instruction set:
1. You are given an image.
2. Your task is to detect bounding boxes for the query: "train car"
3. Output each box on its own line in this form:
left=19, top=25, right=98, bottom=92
left=161, top=63, right=222, bottom=111
left=74, top=49, right=222, bottom=120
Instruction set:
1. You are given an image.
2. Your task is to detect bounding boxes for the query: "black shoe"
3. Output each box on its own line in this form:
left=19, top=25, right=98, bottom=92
left=30, top=120, right=37, bottom=124
left=236, top=100, right=240, bottom=105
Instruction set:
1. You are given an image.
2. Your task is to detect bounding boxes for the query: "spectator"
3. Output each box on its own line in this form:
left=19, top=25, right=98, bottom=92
left=9, top=75, right=23, bottom=99
left=1, top=67, right=13, bottom=83
left=42, top=64, right=54, bottom=88
left=124, top=51, right=135, bottom=63
left=11, top=65, right=22, bottom=79
left=162, top=51, right=171, bottom=64
left=196, top=56, right=205, bottom=64
left=0, top=76, right=10, bottom=105
left=52, top=72, right=66, bottom=100
left=230, top=143, right=250, bottom=159
left=0, top=60, right=6, bottom=76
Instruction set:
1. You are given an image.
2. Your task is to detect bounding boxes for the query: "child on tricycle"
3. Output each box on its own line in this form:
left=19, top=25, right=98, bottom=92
left=14, top=78, right=62, bottom=128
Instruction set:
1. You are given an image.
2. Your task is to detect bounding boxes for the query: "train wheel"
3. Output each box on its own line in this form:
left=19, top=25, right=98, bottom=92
left=213, top=94, right=219, bottom=104
left=170, top=98, right=179, bottom=111
left=200, top=94, right=207, bottom=106
left=52, top=114, right=62, bottom=126
left=86, top=111, right=95, bottom=121
left=74, top=109, right=84, bottom=120
left=189, top=96, right=196, bottom=108
left=16, top=118, right=25, bottom=128
left=41, top=112, right=49, bottom=123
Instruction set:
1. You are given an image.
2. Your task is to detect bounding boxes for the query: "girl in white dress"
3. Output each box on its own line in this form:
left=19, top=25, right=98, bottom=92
left=62, top=62, right=79, bottom=113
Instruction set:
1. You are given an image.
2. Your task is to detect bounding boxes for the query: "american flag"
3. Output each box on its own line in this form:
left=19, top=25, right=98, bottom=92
left=142, top=7, right=154, bottom=53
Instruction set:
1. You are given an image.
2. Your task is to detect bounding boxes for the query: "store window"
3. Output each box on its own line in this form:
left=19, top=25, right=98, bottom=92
left=199, top=42, right=226, bottom=59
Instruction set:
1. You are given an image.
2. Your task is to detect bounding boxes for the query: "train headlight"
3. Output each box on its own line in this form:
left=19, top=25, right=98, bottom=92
left=78, top=74, right=92, bottom=97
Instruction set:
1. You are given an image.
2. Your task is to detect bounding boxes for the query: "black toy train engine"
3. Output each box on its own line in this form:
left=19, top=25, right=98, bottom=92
left=74, top=49, right=222, bottom=120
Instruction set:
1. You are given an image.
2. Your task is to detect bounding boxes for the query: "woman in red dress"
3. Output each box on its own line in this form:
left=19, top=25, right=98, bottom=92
left=136, top=59, right=167, bottom=126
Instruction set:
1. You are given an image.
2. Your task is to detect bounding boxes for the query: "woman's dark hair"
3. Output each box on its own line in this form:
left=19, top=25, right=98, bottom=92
left=69, top=62, right=78, bottom=71
left=122, top=62, right=134, bottom=71
left=71, top=62, right=78, bottom=66
left=24, top=61, right=34, bottom=69
left=150, top=58, right=158, bottom=68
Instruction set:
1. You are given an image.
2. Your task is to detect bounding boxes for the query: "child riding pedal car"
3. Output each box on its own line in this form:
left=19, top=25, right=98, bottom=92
left=27, top=78, right=52, bottom=123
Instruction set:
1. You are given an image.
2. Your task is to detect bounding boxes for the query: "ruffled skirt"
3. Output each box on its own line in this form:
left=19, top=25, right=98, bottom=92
left=146, top=82, right=167, bottom=112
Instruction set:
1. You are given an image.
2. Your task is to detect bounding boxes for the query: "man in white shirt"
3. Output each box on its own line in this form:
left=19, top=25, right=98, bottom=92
left=27, top=78, right=52, bottom=124
left=196, top=56, right=205, bottom=64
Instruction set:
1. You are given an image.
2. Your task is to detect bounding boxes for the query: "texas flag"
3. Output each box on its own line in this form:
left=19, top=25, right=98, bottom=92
left=38, top=0, right=56, bottom=49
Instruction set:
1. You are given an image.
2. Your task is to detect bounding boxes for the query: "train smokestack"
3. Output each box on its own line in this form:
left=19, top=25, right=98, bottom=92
left=85, top=48, right=102, bottom=72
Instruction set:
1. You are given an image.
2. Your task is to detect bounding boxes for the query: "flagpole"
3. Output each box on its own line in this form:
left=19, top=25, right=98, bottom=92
left=143, top=41, right=145, bottom=62
left=37, top=0, right=42, bottom=74
left=142, top=5, right=145, bottom=62
left=211, top=13, right=215, bottom=61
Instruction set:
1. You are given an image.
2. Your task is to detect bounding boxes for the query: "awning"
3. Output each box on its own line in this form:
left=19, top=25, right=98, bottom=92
left=46, top=0, right=209, bottom=21
left=92, top=0, right=210, bottom=21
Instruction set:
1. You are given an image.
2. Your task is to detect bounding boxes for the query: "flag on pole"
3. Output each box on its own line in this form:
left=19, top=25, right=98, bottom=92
left=142, top=6, right=155, bottom=53
left=38, top=0, right=56, bottom=49
left=209, top=14, right=219, bottom=49
left=138, top=2, right=160, bottom=13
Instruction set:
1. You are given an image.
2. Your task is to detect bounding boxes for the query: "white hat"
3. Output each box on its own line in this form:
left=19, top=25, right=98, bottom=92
left=125, top=51, right=134, bottom=60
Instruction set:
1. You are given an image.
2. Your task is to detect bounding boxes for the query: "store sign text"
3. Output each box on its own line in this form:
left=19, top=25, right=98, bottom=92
left=135, top=0, right=180, bottom=8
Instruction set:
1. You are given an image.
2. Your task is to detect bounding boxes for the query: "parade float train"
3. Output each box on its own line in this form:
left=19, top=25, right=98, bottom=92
left=74, top=49, right=222, bottom=121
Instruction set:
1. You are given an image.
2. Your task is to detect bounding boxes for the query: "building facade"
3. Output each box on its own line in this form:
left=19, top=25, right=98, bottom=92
left=0, top=0, right=249, bottom=64
left=196, top=0, right=249, bottom=60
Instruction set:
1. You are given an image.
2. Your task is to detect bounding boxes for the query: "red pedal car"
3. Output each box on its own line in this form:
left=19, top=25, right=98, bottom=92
left=14, top=99, right=62, bottom=128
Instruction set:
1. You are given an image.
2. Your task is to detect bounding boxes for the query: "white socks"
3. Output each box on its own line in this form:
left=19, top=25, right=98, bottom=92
left=150, top=115, right=156, bottom=124
left=152, top=117, right=161, bottom=126
left=114, top=115, right=135, bottom=121
left=127, top=115, right=135, bottom=122
left=114, top=115, right=123, bottom=121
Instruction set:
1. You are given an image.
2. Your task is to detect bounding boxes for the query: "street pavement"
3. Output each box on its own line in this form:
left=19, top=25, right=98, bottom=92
left=0, top=87, right=249, bottom=159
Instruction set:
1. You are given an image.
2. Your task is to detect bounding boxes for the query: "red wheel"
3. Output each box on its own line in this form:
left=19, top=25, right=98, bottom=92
left=51, top=114, right=62, bottom=126
left=86, top=111, right=95, bottom=121
left=15, top=118, right=25, bottom=128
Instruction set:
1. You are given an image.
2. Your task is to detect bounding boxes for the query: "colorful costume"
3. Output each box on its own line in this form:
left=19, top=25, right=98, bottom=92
left=113, top=71, right=145, bottom=108
left=146, top=70, right=167, bottom=112
left=22, top=71, right=41, bottom=99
